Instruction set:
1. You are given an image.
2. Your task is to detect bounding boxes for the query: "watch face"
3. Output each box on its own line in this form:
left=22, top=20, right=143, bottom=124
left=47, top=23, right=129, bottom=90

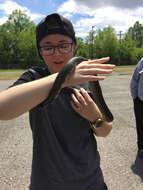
left=95, top=118, right=104, bottom=128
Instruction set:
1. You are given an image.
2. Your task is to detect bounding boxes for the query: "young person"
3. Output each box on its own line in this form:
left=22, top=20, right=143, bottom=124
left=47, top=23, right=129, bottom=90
left=0, top=13, right=115, bottom=190
left=130, top=57, right=143, bottom=159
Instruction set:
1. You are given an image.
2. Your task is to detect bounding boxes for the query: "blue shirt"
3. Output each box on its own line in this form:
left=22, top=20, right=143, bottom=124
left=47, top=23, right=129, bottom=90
left=130, top=58, right=143, bottom=100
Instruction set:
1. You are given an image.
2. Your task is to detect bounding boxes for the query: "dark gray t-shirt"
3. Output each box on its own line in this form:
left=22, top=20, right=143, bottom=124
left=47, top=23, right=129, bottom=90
left=11, top=67, right=107, bottom=190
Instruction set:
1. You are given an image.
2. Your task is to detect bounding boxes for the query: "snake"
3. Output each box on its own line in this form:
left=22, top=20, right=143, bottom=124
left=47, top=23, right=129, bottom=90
left=43, top=57, right=114, bottom=122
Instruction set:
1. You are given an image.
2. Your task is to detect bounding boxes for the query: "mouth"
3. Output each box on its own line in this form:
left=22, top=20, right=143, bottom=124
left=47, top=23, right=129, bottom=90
left=54, top=61, right=63, bottom=65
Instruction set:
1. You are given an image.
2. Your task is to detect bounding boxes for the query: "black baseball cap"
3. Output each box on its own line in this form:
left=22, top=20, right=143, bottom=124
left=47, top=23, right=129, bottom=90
left=36, top=13, right=76, bottom=49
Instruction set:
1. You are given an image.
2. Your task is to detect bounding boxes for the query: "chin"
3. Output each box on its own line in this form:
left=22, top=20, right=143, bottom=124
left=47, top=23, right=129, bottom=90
left=55, top=66, right=64, bottom=73
left=51, top=68, right=62, bottom=74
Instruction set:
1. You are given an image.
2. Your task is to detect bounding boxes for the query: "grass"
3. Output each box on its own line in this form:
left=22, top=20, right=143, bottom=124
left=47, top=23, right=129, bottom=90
left=0, top=69, right=26, bottom=72
left=0, top=69, right=26, bottom=80
left=114, top=65, right=135, bottom=75
left=116, top=65, right=136, bottom=68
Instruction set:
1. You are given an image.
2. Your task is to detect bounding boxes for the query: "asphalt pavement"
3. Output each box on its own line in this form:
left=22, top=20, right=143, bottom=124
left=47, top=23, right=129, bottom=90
left=0, top=73, right=143, bottom=190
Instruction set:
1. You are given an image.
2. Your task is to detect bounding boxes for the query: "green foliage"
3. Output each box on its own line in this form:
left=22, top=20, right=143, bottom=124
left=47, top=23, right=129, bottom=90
left=16, top=29, right=42, bottom=68
left=0, top=9, right=42, bottom=69
left=0, top=9, right=143, bottom=68
left=119, top=33, right=143, bottom=65
left=128, top=21, right=143, bottom=48
left=5, top=10, right=36, bottom=34
left=119, top=34, right=135, bottom=65
left=76, top=37, right=89, bottom=58
left=93, top=26, right=119, bottom=64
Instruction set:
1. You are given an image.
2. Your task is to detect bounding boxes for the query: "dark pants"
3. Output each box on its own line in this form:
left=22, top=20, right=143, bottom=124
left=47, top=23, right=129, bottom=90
left=133, top=97, right=143, bottom=149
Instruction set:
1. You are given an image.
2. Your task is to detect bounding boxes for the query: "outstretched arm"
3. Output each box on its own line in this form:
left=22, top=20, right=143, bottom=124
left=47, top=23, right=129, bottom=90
left=0, top=73, right=58, bottom=120
left=0, top=57, right=115, bottom=120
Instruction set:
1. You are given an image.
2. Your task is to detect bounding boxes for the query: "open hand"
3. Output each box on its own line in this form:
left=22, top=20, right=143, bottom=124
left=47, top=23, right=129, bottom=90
left=64, top=57, right=115, bottom=87
left=71, top=87, right=113, bottom=137
left=70, top=88, right=102, bottom=122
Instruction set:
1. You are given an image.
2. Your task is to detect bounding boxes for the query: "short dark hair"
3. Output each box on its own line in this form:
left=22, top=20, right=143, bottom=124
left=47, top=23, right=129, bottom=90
left=36, top=13, right=76, bottom=49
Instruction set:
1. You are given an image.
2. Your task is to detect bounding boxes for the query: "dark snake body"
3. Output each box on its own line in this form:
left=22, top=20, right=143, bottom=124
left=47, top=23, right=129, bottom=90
left=44, top=57, right=114, bottom=122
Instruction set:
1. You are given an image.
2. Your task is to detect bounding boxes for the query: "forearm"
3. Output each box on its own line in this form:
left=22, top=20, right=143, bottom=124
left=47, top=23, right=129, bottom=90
left=0, top=73, right=57, bottom=120
left=0, top=58, right=115, bottom=120
left=92, top=121, right=112, bottom=137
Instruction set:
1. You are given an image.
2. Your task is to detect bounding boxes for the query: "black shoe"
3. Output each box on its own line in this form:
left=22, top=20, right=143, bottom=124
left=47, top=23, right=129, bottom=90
left=137, top=149, right=143, bottom=159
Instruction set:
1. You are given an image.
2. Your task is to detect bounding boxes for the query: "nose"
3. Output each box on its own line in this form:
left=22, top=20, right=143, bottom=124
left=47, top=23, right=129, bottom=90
left=54, top=47, right=61, bottom=55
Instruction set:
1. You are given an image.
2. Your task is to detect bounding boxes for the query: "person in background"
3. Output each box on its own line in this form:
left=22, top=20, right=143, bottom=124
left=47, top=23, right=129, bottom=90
left=0, top=13, right=115, bottom=190
left=130, top=57, right=143, bottom=159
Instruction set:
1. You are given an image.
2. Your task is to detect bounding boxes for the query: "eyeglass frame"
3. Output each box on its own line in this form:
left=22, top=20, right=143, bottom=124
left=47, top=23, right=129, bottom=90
left=39, top=42, right=74, bottom=56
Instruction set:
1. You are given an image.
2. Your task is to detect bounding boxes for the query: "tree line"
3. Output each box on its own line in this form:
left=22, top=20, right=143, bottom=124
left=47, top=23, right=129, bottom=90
left=0, top=10, right=143, bottom=69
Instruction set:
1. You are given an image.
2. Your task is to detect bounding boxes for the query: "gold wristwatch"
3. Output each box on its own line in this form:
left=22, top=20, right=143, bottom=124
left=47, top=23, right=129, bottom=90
left=90, top=118, right=104, bottom=130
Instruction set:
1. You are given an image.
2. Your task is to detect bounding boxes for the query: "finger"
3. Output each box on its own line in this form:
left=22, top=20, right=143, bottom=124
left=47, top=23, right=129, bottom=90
left=83, top=75, right=105, bottom=81
left=77, top=57, right=110, bottom=67
left=80, top=88, right=102, bottom=116
left=88, top=57, right=110, bottom=64
left=71, top=93, right=81, bottom=108
left=70, top=100, right=81, bottom=111
left=73, top=89, right=87, bottom=106
left=79, top=88, right=92, bottom=102
left=81, top=68, right=113, bottom=75
left=80, top=64, right=115, bottom=70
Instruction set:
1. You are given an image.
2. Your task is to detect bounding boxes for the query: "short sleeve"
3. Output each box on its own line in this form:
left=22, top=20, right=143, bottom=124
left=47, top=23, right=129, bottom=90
left=9, top=67, right=45, bottom=88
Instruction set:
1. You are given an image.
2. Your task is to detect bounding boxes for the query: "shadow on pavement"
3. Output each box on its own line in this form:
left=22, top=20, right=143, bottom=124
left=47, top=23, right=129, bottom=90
left=131, top=154, right=143, bottom=182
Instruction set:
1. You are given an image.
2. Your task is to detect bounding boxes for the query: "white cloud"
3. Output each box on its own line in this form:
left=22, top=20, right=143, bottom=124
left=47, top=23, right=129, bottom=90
left=0, top=16, right=8, bottom=25
left=57, top=0, right=143, bottom=38
left=57, top=0, right=94, bottom=16
left=0, top=0, right=26, bottom=15
left=0, top=0, right=44, bottom=24
left=57, top=0, right=76, bottom=13
left=62, top=12, right=73, bottom=19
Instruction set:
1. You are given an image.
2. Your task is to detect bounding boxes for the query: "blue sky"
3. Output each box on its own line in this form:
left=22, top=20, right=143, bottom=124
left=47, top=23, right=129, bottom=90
left=1, top=0, right=143, bottom=38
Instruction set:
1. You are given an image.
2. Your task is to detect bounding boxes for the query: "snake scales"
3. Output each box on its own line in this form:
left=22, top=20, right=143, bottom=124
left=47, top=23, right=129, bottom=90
left=43, top=57, right=114, bottom=122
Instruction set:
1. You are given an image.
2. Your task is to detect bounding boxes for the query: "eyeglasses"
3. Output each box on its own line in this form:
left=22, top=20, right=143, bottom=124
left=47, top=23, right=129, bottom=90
left=40, top=42, right=73, bottom=56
